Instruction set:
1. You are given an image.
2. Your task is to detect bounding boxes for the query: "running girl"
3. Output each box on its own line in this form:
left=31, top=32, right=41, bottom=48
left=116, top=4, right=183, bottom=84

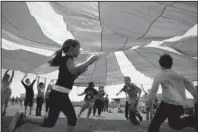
left=9, top=39, right=98, bottom=132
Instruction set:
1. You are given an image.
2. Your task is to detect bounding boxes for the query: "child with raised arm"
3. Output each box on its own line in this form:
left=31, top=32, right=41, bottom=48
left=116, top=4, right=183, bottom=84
left=9, top=39, right=98, bottom=132
left=1, top=69, right=15, bottom=115
left=146, top=54, right=198, bottom=132
left=21, top=74, right=37, bottom=115
left=36, top=76, right=46, bottom=116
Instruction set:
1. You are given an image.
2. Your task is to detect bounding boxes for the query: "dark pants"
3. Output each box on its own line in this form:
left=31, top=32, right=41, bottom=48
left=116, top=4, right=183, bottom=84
left=148, top=101, right=198, bottom=132
left=36, top=96, right=44, bottom=115
left=93, top=100, right=104, bottom=116
left=24, top=97, right=33, bottom=107
left=128, top=103, right=142, bottom=125
left=125, top=101, right=129, bottom=119
left=45, top=98, right=50, bottom=113
left=42, top=90, right=77, bottom=127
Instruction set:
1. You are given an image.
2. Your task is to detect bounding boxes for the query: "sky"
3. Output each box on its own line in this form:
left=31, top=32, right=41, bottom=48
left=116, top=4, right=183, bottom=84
left=1, top=2, right=197, bottom=101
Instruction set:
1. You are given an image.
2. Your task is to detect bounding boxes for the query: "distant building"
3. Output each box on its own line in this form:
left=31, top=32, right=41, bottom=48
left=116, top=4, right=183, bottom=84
left=111, top=97, right=126, bottom=107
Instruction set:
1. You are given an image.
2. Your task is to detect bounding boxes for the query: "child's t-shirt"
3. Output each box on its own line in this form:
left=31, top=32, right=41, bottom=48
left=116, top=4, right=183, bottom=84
left=148, top=69, right=191, bottom=107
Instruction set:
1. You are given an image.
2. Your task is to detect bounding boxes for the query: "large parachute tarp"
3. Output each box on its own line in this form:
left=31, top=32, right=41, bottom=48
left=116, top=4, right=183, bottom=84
left=161, top=36, right=197, bottom=58
left=1, top=2, right=197, bottom=85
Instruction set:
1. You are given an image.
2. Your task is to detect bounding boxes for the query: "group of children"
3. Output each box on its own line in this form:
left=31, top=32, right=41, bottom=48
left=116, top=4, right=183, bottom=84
left=1, top=69, right=55, bottom=117
left=77, top=83, right=109, bottom=118
left=20, top=74, right=55, bottom=117
left=5, top=39, right=197, bottom=132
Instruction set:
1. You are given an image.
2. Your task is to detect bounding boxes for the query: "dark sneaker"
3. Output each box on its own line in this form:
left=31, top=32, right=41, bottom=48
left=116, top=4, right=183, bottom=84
left=9, top=111, right=25, bottom=132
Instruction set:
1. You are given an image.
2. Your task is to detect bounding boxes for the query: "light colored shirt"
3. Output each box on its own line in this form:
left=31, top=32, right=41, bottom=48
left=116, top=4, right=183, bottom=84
left=147, top=69, right=195, bottom=108
left=95, top=90, right=106, bottom=101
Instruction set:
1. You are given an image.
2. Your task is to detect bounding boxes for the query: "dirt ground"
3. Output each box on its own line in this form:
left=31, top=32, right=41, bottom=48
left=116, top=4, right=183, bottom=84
left=2, top=103, right=196, bottom=132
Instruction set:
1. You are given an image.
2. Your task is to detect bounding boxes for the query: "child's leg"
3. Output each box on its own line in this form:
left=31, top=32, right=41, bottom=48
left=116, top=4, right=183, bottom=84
left=24, top=98, right=28, bottom=114
left=61, top=95, right=77, bottom=132
left=98, top=100, right=103, bottom=116
left=93, top=101, right=97, bottom=116
left=29, top=98, right=33, bottom=115
left=9, top=91, right=61, bottom=132
left=148, top=102, right=168, bottom=132
left=125, top=101, right=129, bottom=119
left=146, top=108, right=149, bottom=120
left=78, top=101, right=88, bottom=117
left=45, top=99, right=49, bottom=114
left=39, top=99, right=44, bottom=115
left=87, top=102, right=93, bottom=118
left=3, top=99, right=9, bottom=114
left=167, top=104, right=197, bottom=131
left=36, top=98, right=39, bottom=116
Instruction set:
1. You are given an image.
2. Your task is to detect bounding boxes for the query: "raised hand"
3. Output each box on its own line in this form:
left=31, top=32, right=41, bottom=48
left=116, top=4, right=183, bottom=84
left=88, top=55, right=99, bottom=65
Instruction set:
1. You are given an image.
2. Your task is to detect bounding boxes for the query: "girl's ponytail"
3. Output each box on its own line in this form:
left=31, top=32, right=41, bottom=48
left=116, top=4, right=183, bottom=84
left=48, top=49, right=62, bottom=67
left=48, top=39, right=80, bottom=67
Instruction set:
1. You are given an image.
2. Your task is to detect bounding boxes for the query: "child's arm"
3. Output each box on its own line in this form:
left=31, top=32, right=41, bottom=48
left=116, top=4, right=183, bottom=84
left=146, top=76, right=160, bottom=108
left=2, top=69, right=9, bottom=81
left=21, top=74, right=28, bottom=86
left=183, top=77, right=197, bottom=102
left=116, top=86, right=125, bottom=96
left=78, top=91, right=86, bottom=96
left=43, top=77, right=47, bottom=89
left=31, top=75, right=38, bottom=87
left=67, top=55, right=99, bottom=77
left=141, top=84, right=147, bottom=95
left=9, top=70, right=15, bottom=83
left=37, top=76, right=40, bottom=91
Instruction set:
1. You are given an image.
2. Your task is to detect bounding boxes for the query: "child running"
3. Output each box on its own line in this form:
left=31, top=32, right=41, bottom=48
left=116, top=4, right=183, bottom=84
left=78, top=82, right=98, bottom=118
left=21, top=74, right=37, bottom=115
left=36, top=76, right=46, bottom=116
left=1, top=69, right=14, bottom=116
left=117, top=76, right=143, bottom=125
left=146, top=54, right=198, bottom=132
left=93, top=86, right=106, bottom=117
left=9, top=39, right=98, bottom=132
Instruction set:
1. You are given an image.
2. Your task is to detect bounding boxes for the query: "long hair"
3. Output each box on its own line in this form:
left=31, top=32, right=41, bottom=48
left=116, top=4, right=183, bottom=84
left=48, top=39, right=80, bottom=67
